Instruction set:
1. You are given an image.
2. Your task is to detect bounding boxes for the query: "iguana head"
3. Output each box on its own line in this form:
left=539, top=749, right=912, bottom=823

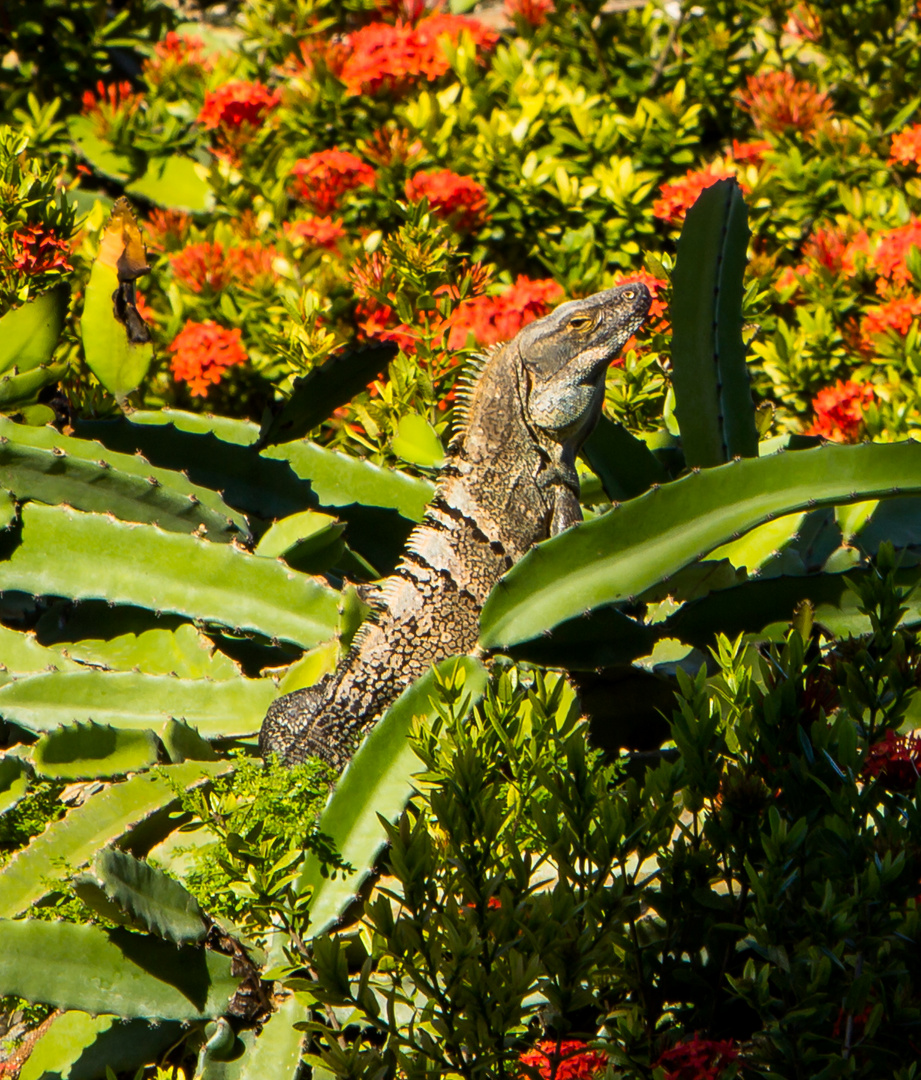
left=517, top=282, right=651, bottom=439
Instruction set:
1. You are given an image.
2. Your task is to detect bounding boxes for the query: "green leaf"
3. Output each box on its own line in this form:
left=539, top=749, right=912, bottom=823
left=581, top=415, right=669, bottom=501
left=299, top=656, right=487, bottom=936
left=125, top=155, right=214, bottom=213
left=0, top=921, right=239, bottom=1020
left=81, top=255, right=153, bottom=400
left=0, top=415, right=245, bottom=540
left=0, top=285, right=68, bottom=376
left=260, top=342, right=398, bottom=446
left=20, top=1011, right=182, bottom=1080
left=68, top=116, right=133, bottom=181
left=60, top=623, right=240, bottom=680
left=669, top=178, right=757, bottom=467
left=31, top=722, right=160, bottom=780
left=479, top=440, right=921, bottom=649
left=391, top=413, right=445, bottom=468
left=0, top=759, right=230, bottom=918
left=0, top=755, right=31, bottom=817
left=1, top=504, right=339, bottom=649
left=0, top=669, right=277, bottom=738
left=90, top=848, right=207, bottom=944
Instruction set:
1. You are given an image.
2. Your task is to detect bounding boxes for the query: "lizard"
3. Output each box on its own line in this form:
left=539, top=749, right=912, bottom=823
left=259, top=281, right=651, bottom=769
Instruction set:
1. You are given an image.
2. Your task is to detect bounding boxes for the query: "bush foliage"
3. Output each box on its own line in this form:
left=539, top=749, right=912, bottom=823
left=4, top=0, right=921, bottom=1078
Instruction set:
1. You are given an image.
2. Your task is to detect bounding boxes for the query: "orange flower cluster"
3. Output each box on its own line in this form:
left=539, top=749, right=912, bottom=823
left=404, top=169, right=489, bottom=231
left=285, top=217, right=347, bottom=252
left=860, top=294, right=921, bottom=349
left=8, top=225, right=73, bottom=277
left=290, top=150, right=376, bottom=213
left=729, top=139, right=772, bottom=165
left=505, top=0, right=555, bottom=28
left=889, top=124, right=921, bottom=169
left=652, top=162, right=738, bottom=225
left=169, top=241, right=279, bottom=293
left=654, top=1034, right=739, bottom=1080
left=518, top=1040, right=608, bottom=1079
left=197, top=80, right=280, bottom=132
left=338, top=14, right=498, bottom=96
left=80, top=80, right=144, bottom=132
left=446, top=275, right=564, bottom=349
left=144, top=209, right=191, bottom=252
left=806, top=379, right=874, bottom=442
left=871, top=218, right=921, bottom=290
left=169, top=320, right=247, bottom=396
left=861, top=729, right=921, bottom=792
left=737, top=70, right=832, bottom=137
left=143, top=31, right=212, bottom=82
left=775, top=224, right=869, bottom=294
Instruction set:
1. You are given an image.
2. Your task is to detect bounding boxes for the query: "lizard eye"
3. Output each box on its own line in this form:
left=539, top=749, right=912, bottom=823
left=622, top=289, right=637, bottom=300
left=568, top=315, right=594, bottom=332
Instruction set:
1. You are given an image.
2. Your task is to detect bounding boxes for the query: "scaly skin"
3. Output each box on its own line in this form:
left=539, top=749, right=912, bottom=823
left=260, top=282, right=651, bottom=769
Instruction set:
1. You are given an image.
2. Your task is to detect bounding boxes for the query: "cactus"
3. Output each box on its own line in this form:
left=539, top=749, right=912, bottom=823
left=0, top=285, right=69, bottom=408
left=31, top=721, right=160, bottom=779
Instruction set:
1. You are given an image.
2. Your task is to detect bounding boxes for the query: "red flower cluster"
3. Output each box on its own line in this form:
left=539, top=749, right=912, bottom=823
left=362, top=125, right=424, bottom=167
left=285, top=217, right=347, bottom=252
left=169, top=240, right=279, bottom=292
left=338, top=14, right=498, bottom=96
left=860, top=294, right=921, bottom=349
left=655, top=1034, right=739, bottom=1080
left=446, top=275, right=564, bottom=349
left=729, top=139, right=772, bottom=166
left=197, top=80, right=280, bottom=132
left=144, top=209, right=191, bottom=252
left=8, top=225, right=73, bottom=277
left=143, top=31, right=212, bottom=82
left=80, top=80, right=144, bottom=132
left=405, top=170, right=489, bottom=231
left=737, top=70, right=832, bottom=137
left=652, top=162, right=738, bottom=225
left=861, top=730, right=921, bottom=792
left=890, top=124, right=921, bottom=169
left=290, top=150, right=376, bottom=213
left=505, top=0, right=555, bottom=28
left=518, top=1040, right=608, bottom=1079
left=806, top=379, right=874, bottom=442
left=775, top=225, right=870, bottom=294
left=871, top=219, right=921, bottom=291
left=169, top=320, right=247, bottom=397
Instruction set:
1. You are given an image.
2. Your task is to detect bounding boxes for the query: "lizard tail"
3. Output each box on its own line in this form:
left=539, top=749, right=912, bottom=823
left=259, top=680, right=333, bottom=767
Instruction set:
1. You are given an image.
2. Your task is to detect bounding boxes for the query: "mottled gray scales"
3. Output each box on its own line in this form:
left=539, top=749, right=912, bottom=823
left=260, top=283, right=651, bottom=769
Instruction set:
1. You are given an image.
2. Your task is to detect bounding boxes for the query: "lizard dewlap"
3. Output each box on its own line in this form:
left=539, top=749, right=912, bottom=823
left=259, top=283, right=651, bottom=769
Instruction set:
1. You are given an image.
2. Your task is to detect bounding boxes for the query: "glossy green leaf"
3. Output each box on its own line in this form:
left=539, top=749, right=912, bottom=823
left=126, top=155, right=214, bottom=213
left=0, top=504, right=339, bottom=649
left=670, top=178, right=757, bottom=467
left=0, top=920, right=239, bottom=1020
left=391, top=413, right=445, bottom=468
left=31, top=722, right=160, bottom=780
left=0, top=759, right=229, bottom=918
left=0, top=669, right=276, bottom=738
left=480, top=440, right=921, bottom=649
left=0, top=285, right=68, bottom=376
left=300, top=656, right=487, bottom=936
left=68, top=116, right=133, bottom=181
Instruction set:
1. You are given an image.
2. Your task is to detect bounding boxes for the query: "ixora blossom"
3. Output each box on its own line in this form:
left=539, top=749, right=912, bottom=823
left=861, top=730, right=921, bottom=792
left=652, top=162, right=738, bottom=225
left=170, top=242, right=234, bottom=294
left=654, top=1034, right=739, bottom=1080
left=860, top=294, right=921, bottom=350
left=143, top=209, right=192, bottom=251
left=7, top=225, right=73, bottom=277
left=505, top=0, right=555, bottom=28
left=890, top=124, right=921, bottom=169
left=143, top=31, right=212, bottom=83
left=290, top=150, right=376, bottom=214
left=806, top=379, right=874, bottom=443
left=871, top=218, right=921, bottom=291
left=197, top=80, right=281, bottom=132
left=284, top=217, right=346, bottom=252
left=518, top=1039, right=608, bottom=1079
left=81, top=80, right=144, bottom=133
left=338, top=14, right=498, bottom=96
left=405, top=170, right=489, bottom=231
left=737, top=69, right=832, bottom=137
left=168, top=320, right=247, bottom=397
left=447, top=276, right=563, bottom=349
